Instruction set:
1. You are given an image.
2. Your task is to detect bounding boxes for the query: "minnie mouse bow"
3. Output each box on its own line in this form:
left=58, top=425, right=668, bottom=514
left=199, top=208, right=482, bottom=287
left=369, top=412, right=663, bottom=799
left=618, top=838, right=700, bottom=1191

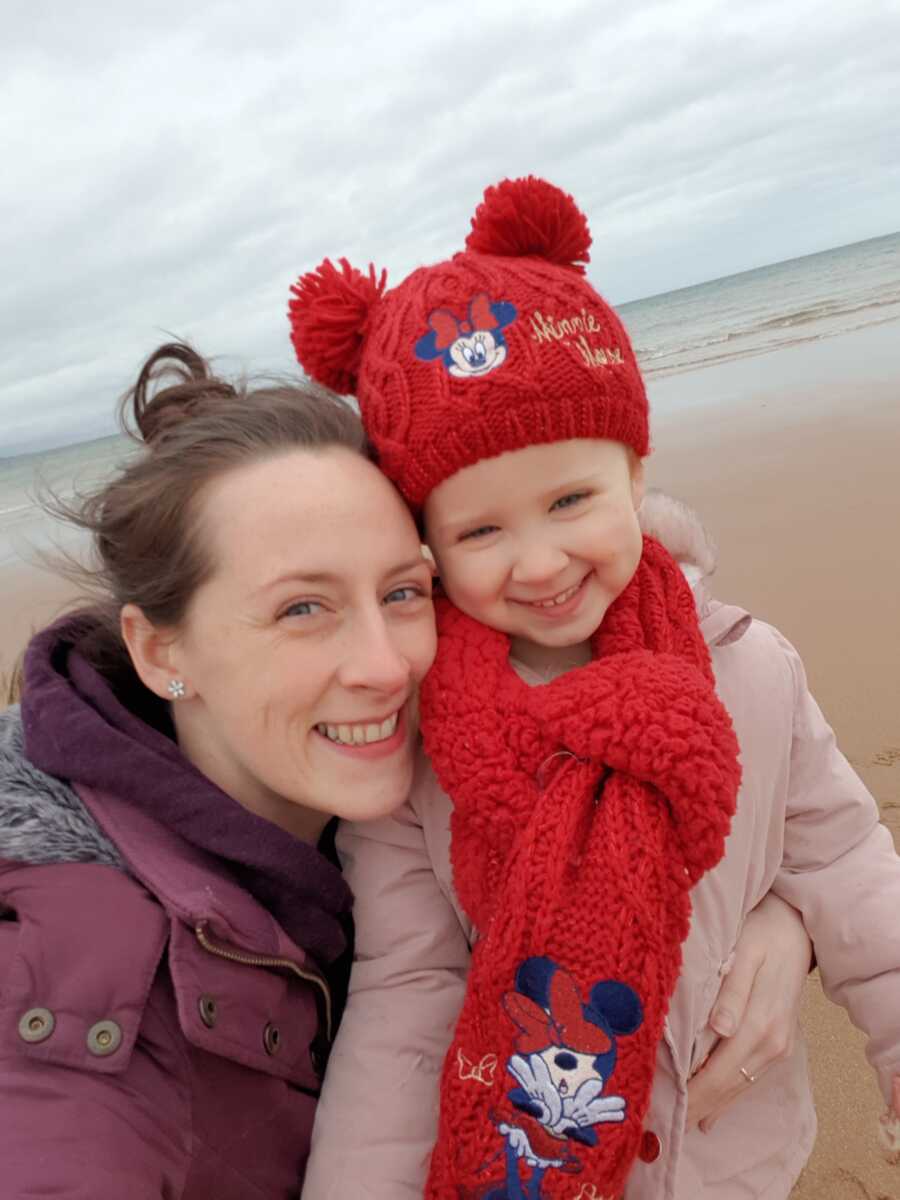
left=503, top=969, right=613, bottom=1057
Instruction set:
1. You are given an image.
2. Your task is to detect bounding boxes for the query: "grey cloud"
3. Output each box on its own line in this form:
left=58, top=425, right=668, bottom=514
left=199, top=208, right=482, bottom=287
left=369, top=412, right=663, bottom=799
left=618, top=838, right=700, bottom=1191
left=2, top=0, right=898, bottom=452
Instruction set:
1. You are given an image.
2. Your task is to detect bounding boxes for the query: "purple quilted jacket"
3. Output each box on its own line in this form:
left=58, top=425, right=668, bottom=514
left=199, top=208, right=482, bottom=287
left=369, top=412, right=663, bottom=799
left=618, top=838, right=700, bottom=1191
left=0, top=766, right=336, bottom=1198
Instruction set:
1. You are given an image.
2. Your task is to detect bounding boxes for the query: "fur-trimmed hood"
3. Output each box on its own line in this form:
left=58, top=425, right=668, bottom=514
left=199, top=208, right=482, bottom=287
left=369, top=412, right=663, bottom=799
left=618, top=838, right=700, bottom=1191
left=0, top=705, right=122, bottom=869
left=638, top=489, right=718, bottom=592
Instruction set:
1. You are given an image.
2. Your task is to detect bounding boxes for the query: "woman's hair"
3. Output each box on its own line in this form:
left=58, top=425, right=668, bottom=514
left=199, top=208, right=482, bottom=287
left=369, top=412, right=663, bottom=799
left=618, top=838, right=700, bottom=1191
left=43, top=341, right=367, bottom=688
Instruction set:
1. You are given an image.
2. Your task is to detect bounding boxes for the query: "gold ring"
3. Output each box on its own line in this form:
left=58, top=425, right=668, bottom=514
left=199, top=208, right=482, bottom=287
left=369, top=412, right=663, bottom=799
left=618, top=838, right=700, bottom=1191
left=740, top=1066, right=757, bottom=1084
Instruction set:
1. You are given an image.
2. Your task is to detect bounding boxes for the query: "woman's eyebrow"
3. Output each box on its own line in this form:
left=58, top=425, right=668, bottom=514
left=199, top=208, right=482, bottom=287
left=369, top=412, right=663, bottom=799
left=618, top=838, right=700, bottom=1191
left=255, top=557, right=430, bottom=596
left=384, top=556, right=434, bottom=577
left=254, top=570, right=339, bottom=595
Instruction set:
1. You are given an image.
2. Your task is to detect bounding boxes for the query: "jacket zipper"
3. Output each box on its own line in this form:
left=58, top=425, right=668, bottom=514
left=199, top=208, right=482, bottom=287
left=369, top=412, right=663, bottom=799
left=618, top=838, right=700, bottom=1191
left=194, top=921, right=332, bottom=1041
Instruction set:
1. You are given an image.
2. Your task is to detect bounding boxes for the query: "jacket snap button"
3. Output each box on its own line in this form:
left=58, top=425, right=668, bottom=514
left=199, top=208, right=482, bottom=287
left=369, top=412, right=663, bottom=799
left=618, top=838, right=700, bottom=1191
left=639, top=1129, right=662, bottom=1163
left=198, top=995, right=218, bottom=1028
left=263, top=1022, right=281, bottom=1056
left=18, top=1007, right=55, bottom=1043
left=87, top=1020, right=123, bottom=1057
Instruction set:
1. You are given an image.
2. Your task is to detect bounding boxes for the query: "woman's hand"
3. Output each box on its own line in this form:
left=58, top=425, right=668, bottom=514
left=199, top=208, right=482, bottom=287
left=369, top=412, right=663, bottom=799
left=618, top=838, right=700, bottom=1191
left=686, top=892, right=812, bottom=1133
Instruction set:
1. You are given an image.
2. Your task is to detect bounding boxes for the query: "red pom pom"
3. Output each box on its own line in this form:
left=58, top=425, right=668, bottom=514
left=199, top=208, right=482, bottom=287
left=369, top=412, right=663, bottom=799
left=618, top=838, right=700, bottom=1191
left=288, top=258, right=386, bottom=394
left=465, top=176, right=591, bottom=274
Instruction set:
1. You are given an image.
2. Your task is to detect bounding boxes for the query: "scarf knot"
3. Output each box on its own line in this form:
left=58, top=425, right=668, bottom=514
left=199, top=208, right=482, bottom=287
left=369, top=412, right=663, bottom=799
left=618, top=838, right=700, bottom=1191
left=420, top=537, right=741, bottom=1199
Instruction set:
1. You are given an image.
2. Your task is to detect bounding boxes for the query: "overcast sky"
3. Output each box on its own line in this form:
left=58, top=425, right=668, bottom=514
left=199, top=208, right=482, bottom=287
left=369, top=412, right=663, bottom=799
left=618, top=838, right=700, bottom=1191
left=2, top=0, right=898, bottom=454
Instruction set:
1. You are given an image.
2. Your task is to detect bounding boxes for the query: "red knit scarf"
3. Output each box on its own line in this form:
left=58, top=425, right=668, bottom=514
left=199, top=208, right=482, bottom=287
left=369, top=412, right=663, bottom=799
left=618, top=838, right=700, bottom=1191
left=420, top=538, right=741, bottom=1199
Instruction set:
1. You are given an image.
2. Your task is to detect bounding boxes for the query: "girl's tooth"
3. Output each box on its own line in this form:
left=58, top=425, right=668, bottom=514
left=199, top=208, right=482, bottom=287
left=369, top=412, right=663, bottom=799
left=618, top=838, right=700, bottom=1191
left=327, top=724, right=340, bottom=741
left=352, top=725, right=366, bottom=745
left=365, top=723, right=380, bottom=743
left=380, top=716, right=394, bottom=738
left=338, top=724, right=352, bottom=743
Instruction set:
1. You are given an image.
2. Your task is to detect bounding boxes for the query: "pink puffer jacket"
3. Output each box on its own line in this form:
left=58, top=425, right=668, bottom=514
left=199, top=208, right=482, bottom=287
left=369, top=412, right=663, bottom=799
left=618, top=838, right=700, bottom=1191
left=303, top=495, right=900, bottom=1200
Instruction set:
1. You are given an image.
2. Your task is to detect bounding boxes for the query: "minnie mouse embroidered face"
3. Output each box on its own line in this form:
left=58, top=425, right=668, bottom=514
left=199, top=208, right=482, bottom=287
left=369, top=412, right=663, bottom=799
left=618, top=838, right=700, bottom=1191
left=448, top=328, right=505, bottom=377
left=415, top=292, right=517, bottom=379
left=500, top=957, right=643, bottom=1150
left=534, top=1045, right=604, bottom=1101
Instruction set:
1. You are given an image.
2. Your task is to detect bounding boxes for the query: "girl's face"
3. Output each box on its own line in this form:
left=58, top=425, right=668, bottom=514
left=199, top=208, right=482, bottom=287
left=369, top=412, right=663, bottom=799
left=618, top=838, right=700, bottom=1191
left=423, top=438, right=644, bottom=671
left=162, top=448, right=436, bottom=839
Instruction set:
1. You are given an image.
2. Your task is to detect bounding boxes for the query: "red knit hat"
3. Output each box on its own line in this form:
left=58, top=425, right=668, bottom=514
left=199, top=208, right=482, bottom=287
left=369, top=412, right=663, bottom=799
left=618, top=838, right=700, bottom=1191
left=289, top=176, right=649, bottom=508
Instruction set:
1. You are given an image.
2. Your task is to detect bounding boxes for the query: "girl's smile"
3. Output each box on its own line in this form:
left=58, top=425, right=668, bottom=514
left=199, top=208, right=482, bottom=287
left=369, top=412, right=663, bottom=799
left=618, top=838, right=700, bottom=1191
left=510, top=570, right=593, bottom=619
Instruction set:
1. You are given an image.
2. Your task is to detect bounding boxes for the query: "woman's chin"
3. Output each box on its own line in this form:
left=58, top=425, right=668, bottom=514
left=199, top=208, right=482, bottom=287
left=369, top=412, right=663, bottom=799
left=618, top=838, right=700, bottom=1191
left=316, top=749, right=416, bottom=824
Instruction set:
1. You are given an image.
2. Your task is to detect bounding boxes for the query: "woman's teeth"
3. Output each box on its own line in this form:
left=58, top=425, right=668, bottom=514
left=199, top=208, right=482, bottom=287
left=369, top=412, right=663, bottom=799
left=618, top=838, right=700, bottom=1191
left=316, top=713, right=399, bottom=746
left=529, top=579, right=583, bottom=608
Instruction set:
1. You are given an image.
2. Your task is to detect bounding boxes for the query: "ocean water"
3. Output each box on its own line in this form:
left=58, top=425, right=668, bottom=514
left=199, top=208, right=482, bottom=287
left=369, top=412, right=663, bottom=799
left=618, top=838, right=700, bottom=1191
left=0, top=434, right=134, bottom=567
left=619, top=230, right=900, bottom=377
left=1, top=230, right=898, bottom=567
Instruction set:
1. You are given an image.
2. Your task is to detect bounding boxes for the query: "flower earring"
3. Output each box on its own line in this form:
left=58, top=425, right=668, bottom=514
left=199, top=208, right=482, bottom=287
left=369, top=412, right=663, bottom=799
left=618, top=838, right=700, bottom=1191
left=167, top=679, right=186, bottom=700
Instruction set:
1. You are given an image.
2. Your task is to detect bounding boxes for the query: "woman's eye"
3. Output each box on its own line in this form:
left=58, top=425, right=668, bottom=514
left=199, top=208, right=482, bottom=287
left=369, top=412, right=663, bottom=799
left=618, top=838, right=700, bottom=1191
left=551, top=491, right=589, bottom=512
left=384, top=585, right=426, bottom=605
left=459, top=525, right=498, bottom=542
left=282, top=600, right=323, bottom=618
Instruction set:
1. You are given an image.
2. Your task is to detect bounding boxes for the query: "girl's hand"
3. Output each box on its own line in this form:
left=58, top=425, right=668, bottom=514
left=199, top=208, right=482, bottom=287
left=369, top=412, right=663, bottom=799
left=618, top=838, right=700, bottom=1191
left=686, top=892, right=812, bottom=1132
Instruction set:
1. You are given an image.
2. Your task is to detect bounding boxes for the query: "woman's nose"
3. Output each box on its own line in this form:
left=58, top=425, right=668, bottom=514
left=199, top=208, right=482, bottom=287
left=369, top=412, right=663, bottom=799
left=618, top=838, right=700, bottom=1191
left=337, top=614, right=412, bottom=694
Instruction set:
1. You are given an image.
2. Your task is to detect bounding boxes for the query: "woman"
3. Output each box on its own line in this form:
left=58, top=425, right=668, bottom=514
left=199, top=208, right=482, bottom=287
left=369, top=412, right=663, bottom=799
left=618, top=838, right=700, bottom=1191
left=0, top=343, right=436, bottom=1198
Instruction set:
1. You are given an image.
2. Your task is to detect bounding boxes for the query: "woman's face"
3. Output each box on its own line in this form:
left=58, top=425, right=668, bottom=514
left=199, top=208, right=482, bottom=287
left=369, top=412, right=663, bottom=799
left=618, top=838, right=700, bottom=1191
left=166, top=447, right=436, bottom=839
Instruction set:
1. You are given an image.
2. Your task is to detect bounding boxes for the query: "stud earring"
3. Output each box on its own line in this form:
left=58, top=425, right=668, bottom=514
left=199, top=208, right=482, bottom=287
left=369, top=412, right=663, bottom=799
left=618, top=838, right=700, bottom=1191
left=167, top=679, right=186, bottom=700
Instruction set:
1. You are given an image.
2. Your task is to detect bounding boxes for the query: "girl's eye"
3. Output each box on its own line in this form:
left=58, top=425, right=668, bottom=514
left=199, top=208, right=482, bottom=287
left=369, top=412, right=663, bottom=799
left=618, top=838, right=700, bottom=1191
left=384, top=585, right=427, bottom=605
left=281, top=600, right=324, bottom=618
left=551, top=491, right=589, bottom=512
left=459, top=525, right=498, bottom=542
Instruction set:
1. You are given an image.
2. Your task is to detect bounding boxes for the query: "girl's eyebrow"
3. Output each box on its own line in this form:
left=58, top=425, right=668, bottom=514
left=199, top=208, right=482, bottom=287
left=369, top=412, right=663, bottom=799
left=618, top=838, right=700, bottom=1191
left=545, top=473, right=599, bottom=495
left=433, top=512, right=497, bottom=540
left=436, top=473, right=601, bottom=537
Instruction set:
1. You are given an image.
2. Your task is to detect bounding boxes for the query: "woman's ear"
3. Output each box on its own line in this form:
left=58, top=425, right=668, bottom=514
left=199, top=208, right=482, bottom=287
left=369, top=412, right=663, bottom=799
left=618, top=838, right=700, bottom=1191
left=120, top=604, right=189, bottom=700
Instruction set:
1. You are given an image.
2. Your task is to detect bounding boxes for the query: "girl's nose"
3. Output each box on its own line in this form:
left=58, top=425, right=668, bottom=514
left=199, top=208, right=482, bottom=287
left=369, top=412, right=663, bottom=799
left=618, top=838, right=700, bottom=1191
left=510, top=538, right=568, bottom=585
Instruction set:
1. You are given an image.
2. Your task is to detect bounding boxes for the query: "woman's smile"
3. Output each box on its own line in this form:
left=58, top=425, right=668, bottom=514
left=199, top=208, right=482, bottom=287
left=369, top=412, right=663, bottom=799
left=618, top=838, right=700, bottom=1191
left=312, top=704, right=412, bottom=760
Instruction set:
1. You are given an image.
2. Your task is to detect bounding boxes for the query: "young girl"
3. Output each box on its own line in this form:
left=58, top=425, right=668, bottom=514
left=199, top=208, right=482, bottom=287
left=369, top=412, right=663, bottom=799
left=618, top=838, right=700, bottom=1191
left=289, top=178, right=900, bottom=1199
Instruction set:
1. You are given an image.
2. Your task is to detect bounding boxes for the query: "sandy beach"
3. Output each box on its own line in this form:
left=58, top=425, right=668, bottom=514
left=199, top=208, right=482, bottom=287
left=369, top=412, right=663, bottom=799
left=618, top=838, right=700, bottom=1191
left=1, top=319, right=898, bottom=1195
left=648, top=321, right=899, bottom=1198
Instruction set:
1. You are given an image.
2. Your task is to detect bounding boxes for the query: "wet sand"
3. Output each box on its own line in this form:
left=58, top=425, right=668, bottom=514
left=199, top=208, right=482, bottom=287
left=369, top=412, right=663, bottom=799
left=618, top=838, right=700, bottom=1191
left=648, top=322, right=899, bottom=1198
left=1, top=320, right=898, bottom=1195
